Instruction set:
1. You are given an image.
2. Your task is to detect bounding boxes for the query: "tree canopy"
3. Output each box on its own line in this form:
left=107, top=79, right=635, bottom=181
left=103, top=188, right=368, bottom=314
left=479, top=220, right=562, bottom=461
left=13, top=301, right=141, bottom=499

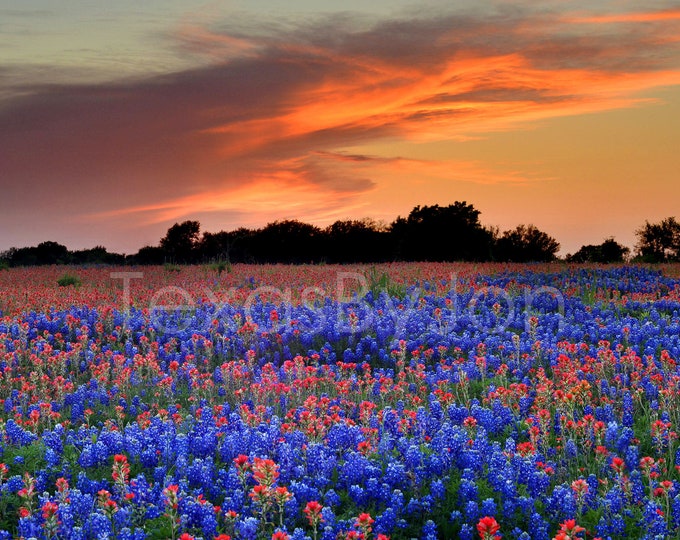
left=567, top=238, right=630, bottom=263
left=493, top=224, right=560, bottom=262
left=635, top=217, right=680, bottom=262
left=160, top=220, right=201, bottom=263
left=3, top=204, right=676, bottom=267
left=391, top=202, right=494, bottom=261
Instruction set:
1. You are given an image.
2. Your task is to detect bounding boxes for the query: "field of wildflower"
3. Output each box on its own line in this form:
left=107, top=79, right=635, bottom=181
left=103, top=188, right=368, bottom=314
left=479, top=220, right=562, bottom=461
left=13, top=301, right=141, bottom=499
left=1, top=263, right=680, bottom=540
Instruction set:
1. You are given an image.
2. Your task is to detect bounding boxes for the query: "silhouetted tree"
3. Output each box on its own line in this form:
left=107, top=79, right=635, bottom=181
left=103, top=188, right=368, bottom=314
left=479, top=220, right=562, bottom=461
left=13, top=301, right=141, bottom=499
left=0, top=248, right=22, bottom=266
left=635, top=217, right=680, bottom=262
left=0, top=202, right=577, bottom=265
left=71, top=246, right=126, bottom=265
left=132, top=246, right=165, bottom=265
left=35, top=241, right=70, bottom=265
left=2, top=241, right=70, bottom=266
left=324, top=218, right=391, bottom=262
left=199, top=231, right=232, bottom=262
left=494, top=224, right=559, bottom=262
left=160, top=221, right=201, bottom=263
left=251, top=220, right=322, bottom=263
left=568, top=238, right=629, bottom=263
left=390, top=202, right=493, bottom=261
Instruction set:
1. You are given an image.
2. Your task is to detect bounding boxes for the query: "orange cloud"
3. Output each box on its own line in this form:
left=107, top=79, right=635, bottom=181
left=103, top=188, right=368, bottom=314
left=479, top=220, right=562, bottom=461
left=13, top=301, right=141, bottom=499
left=568, top=8, right=680, bottom=24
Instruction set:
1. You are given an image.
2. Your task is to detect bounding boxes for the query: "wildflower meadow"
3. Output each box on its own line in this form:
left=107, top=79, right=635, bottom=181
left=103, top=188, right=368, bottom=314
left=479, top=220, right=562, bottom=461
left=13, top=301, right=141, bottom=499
left=1, top=263, right=680, bottom=540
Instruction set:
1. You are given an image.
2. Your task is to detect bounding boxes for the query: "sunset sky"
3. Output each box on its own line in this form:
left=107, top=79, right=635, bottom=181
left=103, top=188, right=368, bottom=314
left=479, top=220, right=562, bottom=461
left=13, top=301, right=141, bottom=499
left=1, top=1, right=679, bottom=256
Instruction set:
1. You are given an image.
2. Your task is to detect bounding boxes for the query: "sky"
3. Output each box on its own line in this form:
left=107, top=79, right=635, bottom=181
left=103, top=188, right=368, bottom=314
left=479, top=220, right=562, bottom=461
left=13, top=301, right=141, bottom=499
left=1, top=0, right=679, bottom=256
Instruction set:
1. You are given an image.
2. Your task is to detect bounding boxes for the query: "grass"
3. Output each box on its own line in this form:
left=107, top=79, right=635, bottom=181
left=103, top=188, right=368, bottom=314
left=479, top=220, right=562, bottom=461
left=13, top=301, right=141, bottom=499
left=209, top=260, right=232, bottom=275
left=56, top=273, right=81, bottom=287
left=364, top=266, right=407, bottom=300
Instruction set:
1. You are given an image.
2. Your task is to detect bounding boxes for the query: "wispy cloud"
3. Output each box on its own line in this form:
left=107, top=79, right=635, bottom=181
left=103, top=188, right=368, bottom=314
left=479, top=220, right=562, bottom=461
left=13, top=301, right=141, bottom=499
left=1, top=4, right=679, bottom=247
left=567, top=8, right=680, bottom=24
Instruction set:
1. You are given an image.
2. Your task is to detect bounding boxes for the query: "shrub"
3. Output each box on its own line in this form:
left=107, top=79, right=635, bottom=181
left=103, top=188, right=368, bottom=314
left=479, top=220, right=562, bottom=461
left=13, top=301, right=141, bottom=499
left=210, top=260, right=232, bottom=275
left=365, top=266, right=407, bottom=299
left=57, top=273, right=81, bottom=287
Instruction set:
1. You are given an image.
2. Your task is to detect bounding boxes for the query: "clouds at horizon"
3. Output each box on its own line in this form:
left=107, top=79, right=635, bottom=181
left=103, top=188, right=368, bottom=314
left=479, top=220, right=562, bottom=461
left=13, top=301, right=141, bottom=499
left=1, top=3, right=679, bottom=252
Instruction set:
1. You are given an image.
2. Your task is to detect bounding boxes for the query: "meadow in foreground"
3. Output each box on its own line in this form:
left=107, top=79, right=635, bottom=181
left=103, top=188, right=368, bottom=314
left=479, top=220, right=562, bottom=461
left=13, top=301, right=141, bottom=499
left=0, top=263, right=680, bottom=539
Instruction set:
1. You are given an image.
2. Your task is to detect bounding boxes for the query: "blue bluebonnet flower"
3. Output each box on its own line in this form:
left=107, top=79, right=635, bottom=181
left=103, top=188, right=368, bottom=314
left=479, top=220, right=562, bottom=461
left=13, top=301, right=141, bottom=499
left=565, top=439, right=578, bottom=460
left=464, top=500, right=479, bottom=522
left=17, top=516, right=41, bottom=539
left=374, top=507, right=397, bottom=536
left=322, top=489, right=340, bottom=508
left=84, top=512, right=113, bottom=538
left=642, top=500, right=669, bottom=537
left=528, top=511, right=550, bottom=540
left=622, top=391, right=634, bottom=427
left=458, top=523, right=474, bottom=540
left=527, top=470, right=552, bottom=499
left=430, top=478, right=445, bottom=500
left=459, top=475, right=478, bottom=505
left=421, top=519, right=437, bottom=539
left=481, top=498, right=497, bottom=517
left=4, top=420, right=37, bottom=446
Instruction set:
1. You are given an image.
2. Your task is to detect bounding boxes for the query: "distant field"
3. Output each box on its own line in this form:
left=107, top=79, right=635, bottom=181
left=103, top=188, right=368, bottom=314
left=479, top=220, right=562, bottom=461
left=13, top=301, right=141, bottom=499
left=0, top=264, right=679, bottom=539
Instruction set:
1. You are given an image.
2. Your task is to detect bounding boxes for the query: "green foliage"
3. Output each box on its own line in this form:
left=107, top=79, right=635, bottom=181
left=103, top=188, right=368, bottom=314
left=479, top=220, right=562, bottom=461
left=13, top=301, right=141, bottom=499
left=0, top=490, right=20, bottom=533
left=4, top=441, right=47, bottom=477
left=142, top=517, right=176, bottom=540
left=0, top=442, right=47, bottom=532
left=0, top=260, right=8, bottom=270
left=210, top=260, right=232, bottom=275
left=364, top=266, right=407, bottom=299
left=163, top=263, right=182, bottom=273
left=57, top=273, right=81, bottom=287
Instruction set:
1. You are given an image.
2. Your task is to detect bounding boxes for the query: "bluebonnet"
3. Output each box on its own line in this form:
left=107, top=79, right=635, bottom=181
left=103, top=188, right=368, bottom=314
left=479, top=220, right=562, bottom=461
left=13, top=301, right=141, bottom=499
left=565, top=438, right=578, bottom=460
left=430, top=478, right=445, bottom=500
left=290, top=480, right=321, bottom=505
left=349, top=484, right=368, bottom=507
left=84, top=512, right=113, bottom=538
left=234, top=516, right=259, bottom=540
left=641, top=500, right=668, bottom=538
left=528, top=511, right=550, bottom=540
left=4, top=419, right=37, bottom=445
left=464, top=500, right=479, bottom=521
left=3, top=475, right=23, bottom=492
left=374, top=507, right=397, bottom=536
left=622, top=391, right=634, bottom=427
left=323, top=488, right=341, bottom=508
left=421, top=519, right=438, bottom=540
left=481, top=498, right=497, bottom=517
left=612, top=426, right=633, bottom=457
left=289, top=528, right=308, bottom=540
left=605, top=486, right=625, bottom=515
left=458, top=473, right=478, bottom=505
left=17, top=516, right=41, bottom=539
left=527, top=470, right=552, bottom=498
left=459, top=523, right=474, bottom=540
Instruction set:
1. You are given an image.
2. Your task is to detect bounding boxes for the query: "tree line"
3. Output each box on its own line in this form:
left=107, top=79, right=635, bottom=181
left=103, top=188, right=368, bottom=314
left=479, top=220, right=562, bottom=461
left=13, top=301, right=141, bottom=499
left=1, top=203, right=678, bottom=267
